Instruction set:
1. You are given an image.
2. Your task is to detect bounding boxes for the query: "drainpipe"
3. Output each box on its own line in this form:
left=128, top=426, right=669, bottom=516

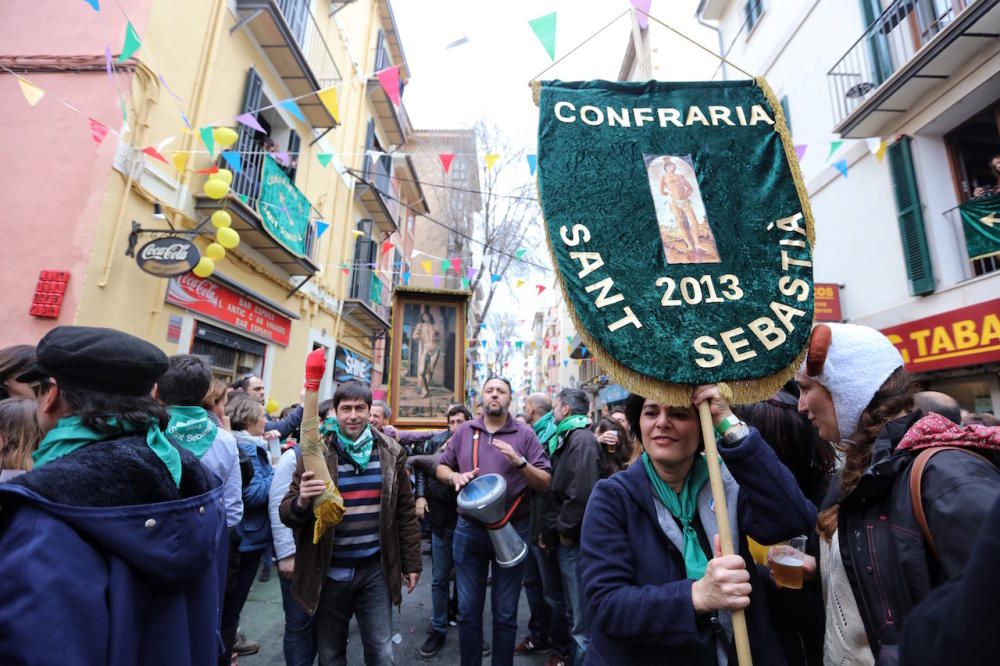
left=696, top=7, right=727, bottom=81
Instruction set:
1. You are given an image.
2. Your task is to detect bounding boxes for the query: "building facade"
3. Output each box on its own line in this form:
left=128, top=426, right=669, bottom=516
left=619, top=0, right=999, bottom=413
left=1, top=0, right=430, bottom=408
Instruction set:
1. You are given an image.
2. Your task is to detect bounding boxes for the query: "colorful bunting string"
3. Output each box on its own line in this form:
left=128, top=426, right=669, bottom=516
left=119, top=22, right=142, bottom=62
left=18, top=78, right=45, bottom=106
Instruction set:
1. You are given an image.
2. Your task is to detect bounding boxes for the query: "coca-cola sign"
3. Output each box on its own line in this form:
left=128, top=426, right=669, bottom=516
left=136, top=237, right=200, bottom=277
left=166, top=274, right=292, bottom=346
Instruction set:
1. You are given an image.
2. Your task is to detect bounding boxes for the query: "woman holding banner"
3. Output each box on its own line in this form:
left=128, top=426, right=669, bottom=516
left=794, top=323, right=1000, bottom=665
left=579, top=384, right=816, bottom=665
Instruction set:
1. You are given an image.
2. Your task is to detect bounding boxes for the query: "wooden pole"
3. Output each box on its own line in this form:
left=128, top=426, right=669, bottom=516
left=698, top=402, right=753, bottom=666
left=629, top=7, right=652, bottom=80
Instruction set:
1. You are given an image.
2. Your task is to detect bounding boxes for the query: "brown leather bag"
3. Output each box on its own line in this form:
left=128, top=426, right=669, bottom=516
left=908, top=446, right=989, bottom=561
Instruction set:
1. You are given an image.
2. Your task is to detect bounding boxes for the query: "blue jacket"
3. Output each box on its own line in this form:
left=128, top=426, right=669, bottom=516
left=234, top=430, right=273, bottom=552
left=580, top=428, right=817, bottom=666
left=0, top=434, right=228, bottom=666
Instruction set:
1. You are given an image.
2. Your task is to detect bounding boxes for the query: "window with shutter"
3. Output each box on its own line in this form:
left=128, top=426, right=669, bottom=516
left=887, top=137, right=935, bottom=295
left=234, top=68, right=265, bottom=205
left=350, top=220, right=376, bottom=303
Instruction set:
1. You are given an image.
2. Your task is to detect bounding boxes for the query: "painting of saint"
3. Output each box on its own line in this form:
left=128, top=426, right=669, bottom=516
left=644, top=154, right=722, bottom=264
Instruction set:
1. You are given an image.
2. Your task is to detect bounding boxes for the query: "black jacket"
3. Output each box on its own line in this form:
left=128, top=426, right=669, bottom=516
left=899, top=495, right=1000, bottom=665
left=417, top=431, right=458, bottom=534
left=266, top=405, right=303, bottom=440
left=543, top=425, right=603, bottom=545
left=828, top=411, right=1000, bottom=663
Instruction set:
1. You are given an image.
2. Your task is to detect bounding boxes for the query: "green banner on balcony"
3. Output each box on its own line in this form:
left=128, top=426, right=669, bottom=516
left=258, top=155, right=311, bottom=257
left=533, top=78, right=815, bottom=405
left=960, top=192, right=1000, bottom=261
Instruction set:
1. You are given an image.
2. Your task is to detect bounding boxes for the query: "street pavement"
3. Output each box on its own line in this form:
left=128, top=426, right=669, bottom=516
left=238, top=546, right=550, bottom=666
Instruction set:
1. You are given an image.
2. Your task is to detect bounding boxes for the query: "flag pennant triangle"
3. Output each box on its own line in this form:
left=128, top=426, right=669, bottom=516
left=83, top=0, right=100, bottom=10
left=450, top=258, right=462, bottom=274
left=528, top=12, right=557, bottom=61
left=142, top=146, right=169, bottom=164
left=381, top=240, right=394, bottom=255
left=484, top=153, right=500, bottom=170
left=317, top=153, right=333, bottom=168
left=439, top=153, right=455, bottom=174
left=171, top=152, right=189, bottom=173
left=833, top=159, right=849, bottom=178
left=794, top=144, right=807, bottom=162
left=317, top=87, right=340, bottom=124
left=516, top=279, right=526, bottom=288
left=236, top=112, right=264, bottom=133
left=89, top=118, right=109, bottom=145
left=18, top=78, right=44, bottom=106
left=631, top=0, right=651, bottom=29
left=273, top=151, right=290, bottom=167
left=490, top=273, right=501, bottom=284
left=199, top=126, right=215, bottom=155
left=441, top=260, right=450, bottom=274
left=526, top=154, right=537, bottom=176
left=875, top=140, right=888, bottom=162
left=420, top=259, right=432, bottom=274
left=194, top=165, right=219, bottom=175
left=375, top=66, right=402, bottom=106
left=278, top=99, right=306, bottom=123
left=827, top=140, right=844, bottom=161
left=461, top=278, right=470, bottom=290
left=119, top=21, right=142, bottom=62
left=315, top=221, right=329, bottom=238
left=221, top=151, right=242, bottom=173
left=433, top=275, right=442, bottom=288
left=402, top=271, right=411, bottom=285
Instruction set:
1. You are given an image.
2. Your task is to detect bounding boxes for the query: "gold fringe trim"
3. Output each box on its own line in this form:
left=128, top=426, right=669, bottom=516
left=530, top=80, right=541, bottom=107
left=532, top=78, right=812, bottom=406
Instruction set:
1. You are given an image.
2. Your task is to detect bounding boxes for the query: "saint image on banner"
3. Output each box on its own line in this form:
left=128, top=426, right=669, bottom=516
left=644, top=154, right=721, bottom=265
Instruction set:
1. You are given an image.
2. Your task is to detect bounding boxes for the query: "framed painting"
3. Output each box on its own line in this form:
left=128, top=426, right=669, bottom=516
left=389, top=288, right=469, bottom=428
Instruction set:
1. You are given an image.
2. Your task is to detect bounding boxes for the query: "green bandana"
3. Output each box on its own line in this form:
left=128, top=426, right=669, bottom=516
left=326, top=420, right=375, bottom=470
left=550, top=414, right=591, bottom=455
left=532, top=411, right=557, bottom=454
left=166, top=405, right=218, bottom=459
left=34, top=415, right=182, bottom=486
left=642, top=452, right=710, bottom=580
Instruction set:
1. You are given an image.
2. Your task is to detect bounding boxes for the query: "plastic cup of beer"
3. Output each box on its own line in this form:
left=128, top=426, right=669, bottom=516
left=769, top=536, right=807, bottom=589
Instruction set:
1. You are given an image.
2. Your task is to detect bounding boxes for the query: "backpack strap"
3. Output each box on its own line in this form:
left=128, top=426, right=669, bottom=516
left=909, top=446, right=989, bottom=562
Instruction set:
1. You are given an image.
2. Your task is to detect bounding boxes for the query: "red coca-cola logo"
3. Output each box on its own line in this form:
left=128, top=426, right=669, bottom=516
left=136, top=237, right=200, bottom=277
left=177, top=273, right=219, bottom=304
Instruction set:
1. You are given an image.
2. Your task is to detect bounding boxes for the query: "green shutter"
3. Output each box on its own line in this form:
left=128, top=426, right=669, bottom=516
left=887, top=137, right=934, bottom=295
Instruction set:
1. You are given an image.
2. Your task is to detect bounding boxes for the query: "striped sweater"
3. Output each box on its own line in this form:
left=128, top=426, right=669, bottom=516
left=329, top=446, right=382, bottom=568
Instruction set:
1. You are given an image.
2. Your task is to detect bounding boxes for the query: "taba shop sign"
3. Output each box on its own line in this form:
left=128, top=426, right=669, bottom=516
left=882, top=298, right=1000, bottom=373
left=136, top=237, right=200, bottom=277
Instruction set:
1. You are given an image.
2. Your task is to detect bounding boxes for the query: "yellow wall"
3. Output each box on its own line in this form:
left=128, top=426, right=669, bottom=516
left=72, top=0, right=404, bottom=407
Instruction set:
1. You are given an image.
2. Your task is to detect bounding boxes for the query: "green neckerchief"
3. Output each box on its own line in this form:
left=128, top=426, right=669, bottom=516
left=328, top=420, right=375, bottom=470
left=166, top=405, right=218, bottom=459
left=34, top=415, right=182, bottom=486
left=532, top=412, right=557, bottom=454
left=549, top=414, right=591, bottom=455
left=642, top=451, right=710, bottom=580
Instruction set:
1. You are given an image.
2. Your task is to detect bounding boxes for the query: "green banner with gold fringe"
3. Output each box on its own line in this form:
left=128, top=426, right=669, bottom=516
left=959, top=192, right=1000, bottom=261
left=534, top=78, right=815, bottom=404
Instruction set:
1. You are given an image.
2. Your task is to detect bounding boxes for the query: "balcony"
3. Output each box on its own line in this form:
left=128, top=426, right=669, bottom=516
left=234, top=0, right=341, bottom=127
left=827, top=0, right=1000, bottom=138
left=354, top=151, right=399, bottom=234
left=194, top=151, right=319, bottom=277
left=366, top=75, right=409, bottom=146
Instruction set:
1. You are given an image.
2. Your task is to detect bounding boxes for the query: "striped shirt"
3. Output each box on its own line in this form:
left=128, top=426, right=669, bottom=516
left=328, top=446, right=382, bottom=571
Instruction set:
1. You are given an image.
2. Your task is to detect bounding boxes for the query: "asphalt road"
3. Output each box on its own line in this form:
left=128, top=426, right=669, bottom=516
left=238, top=547, right=550, bottom=666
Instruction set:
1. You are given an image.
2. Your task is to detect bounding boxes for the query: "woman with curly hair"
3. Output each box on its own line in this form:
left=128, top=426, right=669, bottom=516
left=794, top=323, right=1000, bottom=665
left=0, top=397, right=40, bottom=481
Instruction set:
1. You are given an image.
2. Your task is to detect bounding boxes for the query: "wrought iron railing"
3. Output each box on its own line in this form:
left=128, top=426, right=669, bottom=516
left=361, top=151, right=401, bottom=223
left=827, top=0, right=971, bottom=127
left=275, top=0, right=340, bottom=90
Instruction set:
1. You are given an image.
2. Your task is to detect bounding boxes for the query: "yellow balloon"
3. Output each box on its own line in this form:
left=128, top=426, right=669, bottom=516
left=211, top=210, right=232, bottom=228
left=217, top=226, right=240, bottom=249
left=205, top=242, right=226, bottom=261
left=210, top=168, right=234, bottom=186
left=265, top=397, right=281, bottom=417
left=213, top=127, right=239, bottom=148
left=192, top=257, right=215, bottom=278
left=203, top=178, right=229, bottom=200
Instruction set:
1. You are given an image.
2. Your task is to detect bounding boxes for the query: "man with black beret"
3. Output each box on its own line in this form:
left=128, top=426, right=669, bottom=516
left=0, top=326, right=229, bottom=665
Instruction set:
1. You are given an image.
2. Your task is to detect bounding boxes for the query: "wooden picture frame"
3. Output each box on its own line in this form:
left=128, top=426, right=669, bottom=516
left=389, top=288, right=469, bottom=428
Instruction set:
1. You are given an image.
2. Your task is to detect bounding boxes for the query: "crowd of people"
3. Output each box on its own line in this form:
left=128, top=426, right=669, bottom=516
left=1, top=322, right=999, bottom=665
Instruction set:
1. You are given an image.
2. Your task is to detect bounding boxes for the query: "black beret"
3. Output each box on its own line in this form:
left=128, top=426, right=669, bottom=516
left=17, top=326, right=169, bottom=396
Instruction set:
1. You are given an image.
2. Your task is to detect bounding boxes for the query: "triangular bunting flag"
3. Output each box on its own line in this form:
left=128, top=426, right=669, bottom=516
left=490, top=273, right=501, bottom=284
left=278, top=99, right=306, bottom=123
left=516, top=279, right=525, bottom=288
left=433, top=275, right=442, bottom=288
left=119, top=22, right=142, bottom=62
left=317, top=87, right=340, bottom=124
left=875, top=140, right=888, bottom=163
left=341, top=267, right=350, bottom=276
left=441, top=260, right=451, bottom=274
left=104, top=45, right=114, bottom=81
left=450, top=258, right=462, bottom=274
left=528, top=12, right=557, bottom=61
left=461, top=278, right=470, bottom=290
left=439, top=153, right=455, bottom=174
left=833, top=159, right=849, bottom=178
left=370, top=274, right=382, bottom=305
left=794, top=144, right=807, bottom=162
left=865, top=137, right=881, bottom=154
left=631, top=0, right=651, bottom=29
left=352, top=229, right=365, bottom=238
left=142, top=146, right=169, bottom=164
left=18, top=78, right=44, bottom=106
left=317, top=153, right=333, bottom=167
left=466, top=267, right=477, bottom=280
left=381, top=240, right=394, bottom=255
left=484, top=153, right=500, bottom=170
left=827, top=140, right=844, bottom=160
left=273, top=151, right=290, bottom=166
left=194, top=165, right=219, bottom=175
left=171, top=152, right=189, bottom=173
left=515, top=248, right=527, bottom=259
left=567, top=336, right=574, bottom=345
left=420, top=259, right=432, bottom=274
left=236, top=112, right=264, bottom=133
left=376, top=66, right=402, bottom=106
left=199, top=126, right=214, bottom=155
left=402, top=271, right=411, bottom=285
left=563, top=359, right=569, bottom=367
left=88, top=118, right=108, bottom=145
left=526, top=154, right=537, bottom=176
left=221, top=151, right=242, bottom=173
left=315, top=221, right=330, bottom=238
left=480, top=323, right=487, bottom=330
left=83, top=0, right=99, bottom=10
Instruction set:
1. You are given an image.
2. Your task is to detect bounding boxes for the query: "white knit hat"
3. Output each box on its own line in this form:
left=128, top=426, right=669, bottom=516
left=803, top=323, right=904, bottom=442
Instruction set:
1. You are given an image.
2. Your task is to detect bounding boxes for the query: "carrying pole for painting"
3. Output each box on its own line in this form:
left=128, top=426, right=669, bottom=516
left=698, top=402, right=753, bottom=666
left=630, top=7, right=652, bottom=79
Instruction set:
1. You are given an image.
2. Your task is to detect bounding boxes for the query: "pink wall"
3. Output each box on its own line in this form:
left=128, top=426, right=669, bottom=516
left=0, top=0, right=154, bottom=347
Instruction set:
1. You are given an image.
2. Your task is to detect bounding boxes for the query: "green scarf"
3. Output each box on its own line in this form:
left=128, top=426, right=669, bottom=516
left=34, top=415, right=182, bottom=486
left=532, top=411, right=557, bottom=454
left=549, top=414, right=591, bottom=456
left=327, top=420, right=375, bottom=470
left=642, top=452, right=710, bottom=580
left=166, top=405, right=218, bottom=459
